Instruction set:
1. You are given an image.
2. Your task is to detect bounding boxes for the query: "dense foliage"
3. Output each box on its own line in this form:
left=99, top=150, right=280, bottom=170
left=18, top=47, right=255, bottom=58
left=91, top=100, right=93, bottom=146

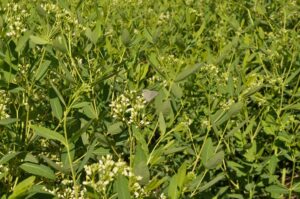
left=0, top=0, right=300, bottom=198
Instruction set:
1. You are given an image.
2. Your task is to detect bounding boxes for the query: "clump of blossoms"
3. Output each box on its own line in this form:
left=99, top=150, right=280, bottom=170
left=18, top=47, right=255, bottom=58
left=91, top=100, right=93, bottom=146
left=83, top=155, right=148, bottom=198
left=0, top=90, right=10, bottom=119
left=1, top=2, right=30, bottom=38
left=110, top=90, right=150, bottom=127
left=43, top=184, right=86, bottom=199
left=40, top=2, right=86, bottom=34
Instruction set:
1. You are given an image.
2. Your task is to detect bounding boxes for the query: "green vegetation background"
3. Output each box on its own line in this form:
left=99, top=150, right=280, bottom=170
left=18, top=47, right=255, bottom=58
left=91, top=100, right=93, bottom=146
left=0, top=0, right=299, bottom=198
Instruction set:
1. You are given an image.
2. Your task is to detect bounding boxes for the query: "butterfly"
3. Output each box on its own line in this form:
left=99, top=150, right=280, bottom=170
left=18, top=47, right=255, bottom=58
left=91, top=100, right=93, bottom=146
left=142, top=89, right=158, bottom=102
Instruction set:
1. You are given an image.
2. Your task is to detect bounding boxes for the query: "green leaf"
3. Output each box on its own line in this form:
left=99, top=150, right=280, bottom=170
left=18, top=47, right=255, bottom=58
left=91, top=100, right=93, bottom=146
left=201, top=137, right=214, bottom=166
left=177, top=162, right=187, bottom=191
left=69, top=119, right=94, bottom=143
left=145, top=176, right=168, bottom=192
left=30, top=35, right=49, bottom=45
left=34, top=60, right=51, bottom=81
left=175, top=63, right=203, bottom=82
left=0, top=152, right=20, bottom=165
left=226, top=161, right=246, bottom=177
left=20, top=163, right=56, bottom=180
left=121, top=29, right=131, bottom=46
left=267, top=156, right=278, bottom=174
left=171, top=83, right=183, bottom=98
left=8, top=176, right=35, bottom=199
left=244, top=140, right=256, bottom=162
left=77, top=140, right=97, bottom=174
left=148, top=53, right=166, bottom=79
left=204, top=151, right=224, bottom=169
left=215, top=102, right=243, bottom=126
left=93, top=147, right=110, bottom=156
left=81, top=103, right=98, bottom=119
left=285, top=67, right=300, bottom=85
left=52, top=35, right=68, bottom=53
left=168, top=175, right=178, bottom=199
left=292, top=182, right=300, bottom=193
left=134, top=145, right=150, bottom=185
left=40, top=155, right=66, bottom=173
left=282, top=103, right=300, bottom=111
left=198, top=173, right=225, bottom=192
left=31, top=125, right=66, bottom=146
left=143, top=27, right=154, bottom=43
left=158, top=112, right=166, bottom=136
left=50, top=97, right=63, bottom=120
left=0, top=118, right=19, bottom=125
left=189, top=173, right=225, bottom=192
left=107, top=122, right=123, bottom=135
left=265, top=185, right=288, bottom=198
left=115, top=175, right=131, bottom=199
left=61, top=143, right=75, bottom=171
left=15, top=31, right=31, bottom=53
left=50, top=81, right=66, bottom=106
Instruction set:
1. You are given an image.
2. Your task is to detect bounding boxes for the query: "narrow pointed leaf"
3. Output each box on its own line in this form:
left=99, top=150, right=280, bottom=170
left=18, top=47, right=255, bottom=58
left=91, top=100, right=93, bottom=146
left=34, top=60, right=51, bottom=81
left=20, top=163, right=56, bottom=180
left=168, top=175, right=178, bottom=199
left=31, top=125, right=66, bottom=146
left=158, top=112, right=166, bottom=136
left=175, top=63, right=203, bottom=82
left=50, top=97, right=63, bottom=120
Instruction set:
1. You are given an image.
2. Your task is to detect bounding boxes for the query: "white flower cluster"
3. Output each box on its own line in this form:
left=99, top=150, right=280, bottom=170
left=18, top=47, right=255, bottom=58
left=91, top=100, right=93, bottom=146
left=0, top=90, right=10, bottom=119
left=109, top=90, right=150, bottom=126
left=43, top=184, right=86, bottom=199
left=1, top=2, right=30, bottom=38
left=220, top=99, right=236, bottom=111
left=200, top=64, right=220, bottom=75
left=158, top=12, right=170, bottom=25
left=83, top=155, right=147, bottom=198
left=40, top=2, right=86, bottom=34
